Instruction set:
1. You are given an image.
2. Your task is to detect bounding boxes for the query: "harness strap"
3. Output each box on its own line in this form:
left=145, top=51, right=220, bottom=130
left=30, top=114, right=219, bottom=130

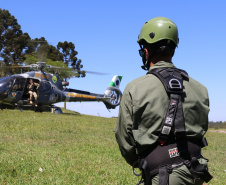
left=158, top=162, right=184, bottom=185
left=137, top=159, right=152, bottom=185
left=134, top=67, right=213, bottom=184
left=138, top=157, right=213, bottom=185
left=173, top=94, right=186, bottom=137
left=201, top=137, right=208, bottom=148
left=147, top=68, right=188, bottom=144
left=159, top=166, right=171, bottom=185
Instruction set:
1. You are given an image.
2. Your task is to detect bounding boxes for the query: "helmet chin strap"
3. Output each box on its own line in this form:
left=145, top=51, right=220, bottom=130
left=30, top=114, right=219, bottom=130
left=141, top=56, right=150, bottom=70
left=140, top=45, right=156, bottom=71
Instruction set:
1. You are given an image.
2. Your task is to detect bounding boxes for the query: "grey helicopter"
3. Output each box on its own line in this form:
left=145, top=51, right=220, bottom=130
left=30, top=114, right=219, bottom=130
left=0, top=62, right=122, bottom=113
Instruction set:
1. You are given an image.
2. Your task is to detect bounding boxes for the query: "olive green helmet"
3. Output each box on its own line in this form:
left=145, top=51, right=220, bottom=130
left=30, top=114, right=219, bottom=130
left=137, top=17, right=179, bottom=46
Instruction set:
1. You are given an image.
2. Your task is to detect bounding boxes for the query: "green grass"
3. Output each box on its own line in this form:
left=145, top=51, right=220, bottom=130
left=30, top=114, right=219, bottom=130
left=0, top=109, right=225, bottom=184
left=0, top=109, right=140, bottom=184
left=202, top=130, right=226, bottom=185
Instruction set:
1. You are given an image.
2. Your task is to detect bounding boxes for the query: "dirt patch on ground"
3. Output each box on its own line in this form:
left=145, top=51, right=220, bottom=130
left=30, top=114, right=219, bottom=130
left=209, top=130, right=226, bottom=134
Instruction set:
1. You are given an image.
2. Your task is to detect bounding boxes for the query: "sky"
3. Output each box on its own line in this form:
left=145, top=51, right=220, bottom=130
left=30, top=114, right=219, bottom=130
left=1, top=0, right=226, bottom=121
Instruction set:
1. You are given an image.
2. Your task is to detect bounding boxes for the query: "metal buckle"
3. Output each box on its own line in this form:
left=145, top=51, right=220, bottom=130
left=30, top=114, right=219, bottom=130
left=161, top=125, right=171, bottom=135
left=183, top=160, right=191, bottom=168
left=166, top=165, right=173, bottom=173
left=169, top=79, right=182, bottom=90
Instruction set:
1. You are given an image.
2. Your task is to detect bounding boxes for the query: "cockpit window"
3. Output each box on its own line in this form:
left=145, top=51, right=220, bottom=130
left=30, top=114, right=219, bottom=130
left=0, top=76, right=15, bottom=97
left=12, top=78, right=26, bottom=91
left=0, top=77, right=9, bottom=83
left=0, top=76, right=13, bottom=84
left=0, top=76, right=14, bottom=88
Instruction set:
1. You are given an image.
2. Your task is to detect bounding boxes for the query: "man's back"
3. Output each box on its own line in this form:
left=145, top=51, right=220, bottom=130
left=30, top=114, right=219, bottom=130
left=115, top=17, right=212, bottom=185
left=115, top=61, right=210, bottom=184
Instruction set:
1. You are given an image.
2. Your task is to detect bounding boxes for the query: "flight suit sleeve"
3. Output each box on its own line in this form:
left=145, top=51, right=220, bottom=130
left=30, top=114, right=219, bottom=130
left=34, top=83, right=39, bottom=90
left=115, top=86, right=138, bottom=166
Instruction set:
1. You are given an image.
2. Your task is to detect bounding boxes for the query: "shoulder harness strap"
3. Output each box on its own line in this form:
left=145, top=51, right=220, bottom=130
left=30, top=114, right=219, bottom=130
left=142, top=67, right=213, bottom=184
left=147, top=67, right=189, bottom=145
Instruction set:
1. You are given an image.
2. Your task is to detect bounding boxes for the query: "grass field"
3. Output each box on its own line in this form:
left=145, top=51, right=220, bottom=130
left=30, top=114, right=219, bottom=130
left=0, top=109, right=225, bottom=184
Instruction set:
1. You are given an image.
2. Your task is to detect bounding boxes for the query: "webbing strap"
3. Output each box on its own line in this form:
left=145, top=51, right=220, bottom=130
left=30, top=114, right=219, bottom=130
left=160, top=94, right=179, bottom=136
left=148, top=68, right=188, bottom=144
left=159, top=167, right=170, bottom=185
left=173, top=94, right=186, bottom=137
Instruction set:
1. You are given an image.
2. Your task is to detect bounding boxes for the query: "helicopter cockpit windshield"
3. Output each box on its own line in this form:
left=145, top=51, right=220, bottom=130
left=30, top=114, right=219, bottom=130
left=0, top=76, right=15, bottom=99
left=11, top=78, right=26, bottom=92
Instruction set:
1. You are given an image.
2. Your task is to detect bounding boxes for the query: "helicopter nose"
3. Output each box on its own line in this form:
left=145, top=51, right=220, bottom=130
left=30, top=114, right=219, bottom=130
left=0, top=90, right=5, bottom=99
left=0, top=86, right=7, bottom=100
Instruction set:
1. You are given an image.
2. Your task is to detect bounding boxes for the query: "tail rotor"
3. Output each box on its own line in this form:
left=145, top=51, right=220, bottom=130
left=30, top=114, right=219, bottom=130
left=103, top=75, right=122, bottom=109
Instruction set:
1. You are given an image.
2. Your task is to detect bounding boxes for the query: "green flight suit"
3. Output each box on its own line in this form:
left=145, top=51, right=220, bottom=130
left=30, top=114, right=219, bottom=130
left=115, top=61, right=210, bottom=185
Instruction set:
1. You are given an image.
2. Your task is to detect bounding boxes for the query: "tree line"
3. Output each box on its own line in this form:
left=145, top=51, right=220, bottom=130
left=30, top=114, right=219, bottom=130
left=209, top=121, right=226, bottom=129
left=0, top=9, right=85, bottom=81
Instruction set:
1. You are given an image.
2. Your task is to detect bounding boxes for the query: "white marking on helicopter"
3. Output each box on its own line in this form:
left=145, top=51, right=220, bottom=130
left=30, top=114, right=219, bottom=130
left=19, top=74, right=30, bottom=78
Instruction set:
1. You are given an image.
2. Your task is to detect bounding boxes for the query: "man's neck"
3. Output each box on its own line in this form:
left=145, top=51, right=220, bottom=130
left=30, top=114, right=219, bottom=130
left=150, top=56, right=172, bottom=67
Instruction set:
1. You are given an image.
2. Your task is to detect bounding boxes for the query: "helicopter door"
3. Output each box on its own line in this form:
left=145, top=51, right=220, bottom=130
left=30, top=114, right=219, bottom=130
left=38, top=81, right=51, bottom=103
left=10, top=78, right=26, bottom=102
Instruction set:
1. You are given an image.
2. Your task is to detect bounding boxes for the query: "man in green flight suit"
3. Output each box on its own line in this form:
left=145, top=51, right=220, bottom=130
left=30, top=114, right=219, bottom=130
left=115, top=17, right=212, bottom=185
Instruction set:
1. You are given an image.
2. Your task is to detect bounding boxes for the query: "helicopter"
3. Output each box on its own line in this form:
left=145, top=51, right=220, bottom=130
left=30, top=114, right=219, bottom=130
left=0, top=62, right=122, bottom=113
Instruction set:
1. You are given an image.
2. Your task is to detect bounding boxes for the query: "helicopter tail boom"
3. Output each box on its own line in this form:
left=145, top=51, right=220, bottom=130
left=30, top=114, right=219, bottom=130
left=63, top=75, right=122, bottom=109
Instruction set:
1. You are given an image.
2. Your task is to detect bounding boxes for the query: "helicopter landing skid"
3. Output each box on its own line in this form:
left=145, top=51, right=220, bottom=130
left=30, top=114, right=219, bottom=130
left=18, top=106, right=24, bottom=112
left=50, top=105, right=63, bottom=114
left=15, top=103, right=24, bottom=112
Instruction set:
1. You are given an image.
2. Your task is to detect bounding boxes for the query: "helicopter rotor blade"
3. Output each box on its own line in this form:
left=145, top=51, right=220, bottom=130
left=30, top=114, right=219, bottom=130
left=81, top=70, right=108, bottom=75
left=2, top=62, right=108, bottom=76
left=10, top=65, right=33, bottom=68
left=55, top=68, right=108, bottom=75
left=45, top=65, right=61, bottom=69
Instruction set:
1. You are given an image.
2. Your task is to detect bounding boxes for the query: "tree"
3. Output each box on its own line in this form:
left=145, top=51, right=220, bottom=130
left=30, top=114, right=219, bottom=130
left=0, top=9, right=30, bottom=73
left=57, top=41, right=85, bottom=109
left=25, top=37, right=48, bottom=55
left=57, top=41, right=85, bottom=80
left=47, top=45, right=63, bottom=62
